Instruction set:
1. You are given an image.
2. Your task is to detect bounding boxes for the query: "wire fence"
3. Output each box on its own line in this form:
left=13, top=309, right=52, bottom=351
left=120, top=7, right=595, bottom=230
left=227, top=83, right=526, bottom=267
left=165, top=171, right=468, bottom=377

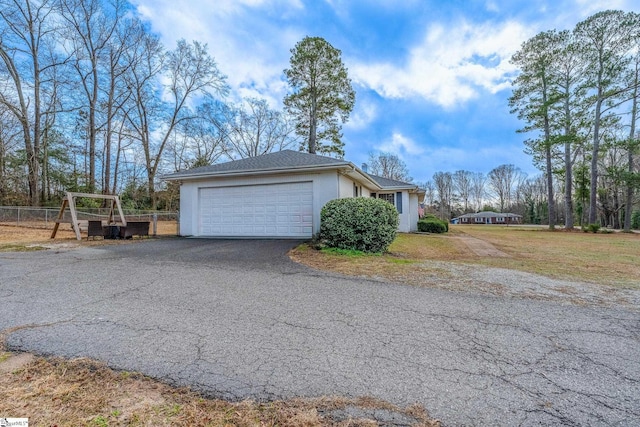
left=0, top=206, right=179, bottom=236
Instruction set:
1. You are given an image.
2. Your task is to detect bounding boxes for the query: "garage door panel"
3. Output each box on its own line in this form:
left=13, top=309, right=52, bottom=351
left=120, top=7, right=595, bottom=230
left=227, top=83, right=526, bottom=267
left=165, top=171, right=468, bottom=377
left=198, top=182, right=313, bottom=237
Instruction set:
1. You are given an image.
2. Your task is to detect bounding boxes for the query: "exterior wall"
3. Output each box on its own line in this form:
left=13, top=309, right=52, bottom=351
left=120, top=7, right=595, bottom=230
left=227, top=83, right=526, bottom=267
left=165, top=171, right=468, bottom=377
left=408, top=193, right=419, bottom=232
left=178, top=170, right=420, bottom=237
left=178, top=171, right=338, bottom=236
left=395, top=191, right=413, bottom=233
left=337, top=174, right=352, bottom=198
left=338, top=174, right=374, bottom=198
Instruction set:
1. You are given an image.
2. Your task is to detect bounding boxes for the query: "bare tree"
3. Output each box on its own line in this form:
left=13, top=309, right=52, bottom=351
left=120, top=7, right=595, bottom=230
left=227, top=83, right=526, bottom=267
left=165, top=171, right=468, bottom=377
left=489, top=164, right=521, bottom=212
left=368, top=152, right=412, bottom=181
left=58, top=0, right=126, bottom=193
left=169, top=100, right=227, bottom=170
left=224, top=98, right=298, bottom=159
left=100, top=14, right=139, bottom=195
left=433, top=171, right=453, bottom=220
left=125, top=38, right=228, bottom=207
left=0, top=105, right=22, bottom=202
left=422, top=180, right=435, bottom=209
left=518, top=175, right=548, bottom=223
left=0, top=0, right=61, bottom=204
left=453, top=170, right=473, bottom=212
left=471, top=172, right=486, bottom=211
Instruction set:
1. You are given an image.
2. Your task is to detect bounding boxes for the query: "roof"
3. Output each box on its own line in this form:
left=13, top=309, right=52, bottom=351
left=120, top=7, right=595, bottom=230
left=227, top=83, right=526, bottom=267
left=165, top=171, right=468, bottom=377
left=163, top=150, right=349, bottom=179
left=162, top=149, right=423, bottom=194
left=453, top=212, right=522, bottom=219
left=365, top=173, right=415, bottom=188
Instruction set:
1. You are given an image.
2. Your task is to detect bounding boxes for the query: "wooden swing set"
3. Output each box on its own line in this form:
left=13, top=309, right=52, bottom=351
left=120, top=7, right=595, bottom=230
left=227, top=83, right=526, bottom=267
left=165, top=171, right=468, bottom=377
left=50, top=192, right=126, bottom=241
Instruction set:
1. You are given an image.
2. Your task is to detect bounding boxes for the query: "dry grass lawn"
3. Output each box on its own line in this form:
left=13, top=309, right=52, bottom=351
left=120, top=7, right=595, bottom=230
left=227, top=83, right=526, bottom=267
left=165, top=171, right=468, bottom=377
left=291, top=225, right=640, bottom=289
left=0, top=221, right=178, bottom=251
left=0, top=354, right=438, bottom=426
left=454, top=226, right=640, bottom=287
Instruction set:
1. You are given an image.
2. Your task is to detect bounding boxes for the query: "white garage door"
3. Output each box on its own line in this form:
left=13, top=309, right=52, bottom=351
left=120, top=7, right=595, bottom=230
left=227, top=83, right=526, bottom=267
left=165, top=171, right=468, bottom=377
left=198, top=182, right=313, bottom=238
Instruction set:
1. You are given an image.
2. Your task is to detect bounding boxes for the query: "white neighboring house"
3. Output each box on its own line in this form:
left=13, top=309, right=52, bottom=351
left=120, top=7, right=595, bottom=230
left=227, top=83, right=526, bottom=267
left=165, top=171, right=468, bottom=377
left=163, top=150, right=424, bottom=238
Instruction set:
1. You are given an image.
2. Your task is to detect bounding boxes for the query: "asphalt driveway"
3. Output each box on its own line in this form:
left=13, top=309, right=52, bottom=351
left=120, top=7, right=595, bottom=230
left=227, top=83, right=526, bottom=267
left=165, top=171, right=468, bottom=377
left=1, top=238, right=639, bottom=426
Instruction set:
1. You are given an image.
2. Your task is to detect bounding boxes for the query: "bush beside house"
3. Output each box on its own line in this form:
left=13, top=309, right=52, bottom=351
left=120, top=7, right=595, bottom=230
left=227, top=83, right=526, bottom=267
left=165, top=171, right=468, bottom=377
left=416, top=214, right=448, bottom=233
left=319, top=198, right=399, bottom=253
left=417, top=217, right=448, bottom=233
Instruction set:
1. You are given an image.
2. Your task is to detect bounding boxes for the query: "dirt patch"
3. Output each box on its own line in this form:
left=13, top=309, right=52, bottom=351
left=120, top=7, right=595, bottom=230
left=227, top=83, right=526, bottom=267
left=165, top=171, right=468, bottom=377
left=452, top=235, right=510, bottom=257
left=0, top=352, right=35, bottom=374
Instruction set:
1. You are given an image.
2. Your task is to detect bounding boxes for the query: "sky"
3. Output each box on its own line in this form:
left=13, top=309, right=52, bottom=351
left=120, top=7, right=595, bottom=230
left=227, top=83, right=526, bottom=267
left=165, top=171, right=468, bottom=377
left=130, top=0, right=639, bottom=183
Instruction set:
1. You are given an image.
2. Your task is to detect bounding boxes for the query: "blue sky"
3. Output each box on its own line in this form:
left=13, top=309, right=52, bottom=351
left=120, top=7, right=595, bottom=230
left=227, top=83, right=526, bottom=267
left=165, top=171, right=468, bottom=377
left=131, top=0, right=638, bottom=183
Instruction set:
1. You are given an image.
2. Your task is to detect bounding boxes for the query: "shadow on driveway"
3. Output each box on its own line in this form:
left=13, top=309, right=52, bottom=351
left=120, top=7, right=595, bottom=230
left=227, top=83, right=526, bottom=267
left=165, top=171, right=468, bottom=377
left=99, top=237, right=308, bottom=271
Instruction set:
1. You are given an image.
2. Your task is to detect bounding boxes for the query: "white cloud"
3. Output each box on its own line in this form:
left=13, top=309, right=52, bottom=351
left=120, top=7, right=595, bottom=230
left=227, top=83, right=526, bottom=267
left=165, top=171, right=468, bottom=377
left=573, top=0, right=632, bottom=16
left=376, top=132, right=425, bottom=156
left=345, top=100, right=378, bottom=130
left=545, top=0, right=638, bottom=30
left=132, top=0, right=303, bottom=106
left=485, top=1, right=500, bottom=12
left=351, top=19, right=531, bottom=108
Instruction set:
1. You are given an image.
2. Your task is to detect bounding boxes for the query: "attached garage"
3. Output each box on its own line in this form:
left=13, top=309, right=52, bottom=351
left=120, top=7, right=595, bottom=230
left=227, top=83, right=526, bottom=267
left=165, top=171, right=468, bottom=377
left=163, top=150, right=424, bottom=238
left=198, top=182, right=313, bottom=237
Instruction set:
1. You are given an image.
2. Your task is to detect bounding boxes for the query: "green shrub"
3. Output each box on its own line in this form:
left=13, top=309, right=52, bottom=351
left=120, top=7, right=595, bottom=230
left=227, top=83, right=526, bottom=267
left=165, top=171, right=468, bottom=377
left=417, top=218, right=448, bottom=233
left=319, top=197, right=399, bottom=253
left=632, top=211, right=640, bottom=230
left=419, top=214, right=448, bottom=231
left=421, top=213, right=439, bottom=221
left=583, top=223, right=600, bottom=233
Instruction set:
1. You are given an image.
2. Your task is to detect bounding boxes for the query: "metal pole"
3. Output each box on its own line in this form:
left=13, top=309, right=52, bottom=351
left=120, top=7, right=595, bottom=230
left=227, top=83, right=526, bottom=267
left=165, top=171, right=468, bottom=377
left=153, top=213, right=157, bottom=237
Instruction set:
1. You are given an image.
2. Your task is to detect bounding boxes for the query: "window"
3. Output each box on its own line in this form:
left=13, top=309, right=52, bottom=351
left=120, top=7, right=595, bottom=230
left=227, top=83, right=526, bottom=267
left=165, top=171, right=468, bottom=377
left=497, top=216, right=505, bottom=222
left=396, top=192, right=402, bottom=213
left=378, top=193, right=395, bottom=205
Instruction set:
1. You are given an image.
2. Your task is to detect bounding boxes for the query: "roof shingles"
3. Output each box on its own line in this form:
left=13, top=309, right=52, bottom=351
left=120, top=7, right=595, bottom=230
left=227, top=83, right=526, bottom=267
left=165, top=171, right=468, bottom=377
left=365, top=173, right=414, bottom=188
left=164, top=150, right=348, bottom=179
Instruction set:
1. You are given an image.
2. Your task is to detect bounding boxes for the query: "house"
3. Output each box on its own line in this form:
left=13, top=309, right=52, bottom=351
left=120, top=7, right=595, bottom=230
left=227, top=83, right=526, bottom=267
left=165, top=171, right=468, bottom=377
left=163, top=150, right=424, bottom=238
left=451, top=212, right=522, bottom=225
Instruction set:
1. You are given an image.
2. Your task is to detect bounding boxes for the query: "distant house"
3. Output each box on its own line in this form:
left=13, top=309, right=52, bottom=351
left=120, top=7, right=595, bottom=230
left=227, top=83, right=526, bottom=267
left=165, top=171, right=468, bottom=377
left=451, top=212, right=522, bottom=225
left=163, top=150, right=425, bottom=238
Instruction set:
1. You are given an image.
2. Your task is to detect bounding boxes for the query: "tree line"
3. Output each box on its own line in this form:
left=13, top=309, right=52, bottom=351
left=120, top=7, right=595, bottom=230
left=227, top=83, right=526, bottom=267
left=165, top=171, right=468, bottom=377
left=424, top=10, right=640, bottom=230
left=0, top=0, right=354, bottom=209
left=422, top=165, right=560, bottom=226
left=510, top=10, right=640, bottom=231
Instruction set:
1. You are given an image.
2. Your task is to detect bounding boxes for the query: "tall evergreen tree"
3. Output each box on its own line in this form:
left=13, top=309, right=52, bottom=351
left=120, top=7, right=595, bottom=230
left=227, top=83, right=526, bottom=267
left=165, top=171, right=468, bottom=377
left=574, top=10, right=638, bottom=224
left=283, top=36, right=355, bottom=157
left=510, top=30, right=561, bottom=229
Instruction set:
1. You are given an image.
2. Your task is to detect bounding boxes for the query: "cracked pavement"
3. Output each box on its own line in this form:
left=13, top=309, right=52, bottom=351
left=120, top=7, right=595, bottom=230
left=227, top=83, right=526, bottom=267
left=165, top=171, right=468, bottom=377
left=1, top=238, right=639, bottom=426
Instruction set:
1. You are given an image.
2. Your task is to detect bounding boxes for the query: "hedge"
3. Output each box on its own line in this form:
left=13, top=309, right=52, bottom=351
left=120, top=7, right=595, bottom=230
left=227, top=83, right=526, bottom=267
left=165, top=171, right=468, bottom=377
left=319, top=197, right=399, bottom=253
left=417, top=218, right=448, bottom=233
